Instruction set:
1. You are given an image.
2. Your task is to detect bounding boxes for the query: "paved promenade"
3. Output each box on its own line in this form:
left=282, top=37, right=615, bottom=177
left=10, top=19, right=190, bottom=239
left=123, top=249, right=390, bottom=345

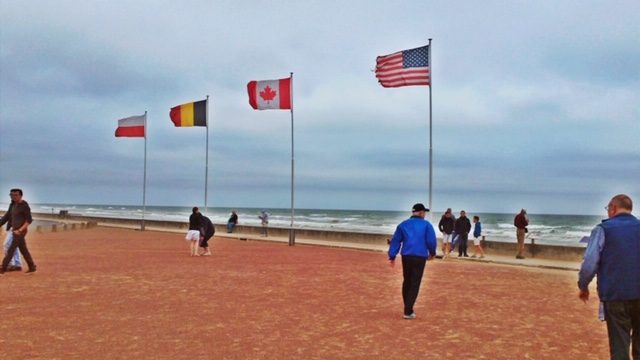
left=216, top=230, right=583, bottom=271
left=0, top=226, right=606, bottom=359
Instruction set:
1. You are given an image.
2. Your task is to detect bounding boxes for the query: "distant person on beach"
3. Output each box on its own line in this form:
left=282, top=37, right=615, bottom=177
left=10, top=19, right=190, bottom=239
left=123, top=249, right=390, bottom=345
left=227, top=210, right=238, bottom=233
left=438, top=209, right=455, bottom=258
left=514, top=209, right=529, bottom=259
left=472, top=215, right=485, bottom=258
left=388, top=203, right=437, bottom=320
left=186, top=207, right=203, bottom=257
left=1, top=200, right=23, bottom=271
left=578, top=194, right=640, bottom=359
left=0, top=188, right=37, bottom=274
left=199, top=215, right=214, bottom=256
left=259, top=211, right=269, bottom=237
left=454, top=210, right=471, bottom=257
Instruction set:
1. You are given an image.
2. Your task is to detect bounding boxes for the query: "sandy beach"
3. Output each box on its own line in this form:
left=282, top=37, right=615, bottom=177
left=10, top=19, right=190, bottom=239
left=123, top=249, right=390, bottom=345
left=0, top=226, right=607, bottom=359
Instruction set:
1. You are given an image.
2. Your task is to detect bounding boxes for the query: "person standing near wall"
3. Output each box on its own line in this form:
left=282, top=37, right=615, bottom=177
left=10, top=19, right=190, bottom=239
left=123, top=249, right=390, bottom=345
left=185, top=207, right=203, bottom=257
left=454, top=210, right=471, bottom=257
left=227, top=210, right=238, bottom=233
left=514, top=209, right=529, bottom=259
left=438, top=209, right=455, bottom=259
left=259, top=210, right=269, bottom=237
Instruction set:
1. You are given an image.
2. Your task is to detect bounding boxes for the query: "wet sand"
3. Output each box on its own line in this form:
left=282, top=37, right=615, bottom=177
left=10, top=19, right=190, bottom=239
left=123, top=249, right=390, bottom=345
left=0, top=227, right=607, bottom=359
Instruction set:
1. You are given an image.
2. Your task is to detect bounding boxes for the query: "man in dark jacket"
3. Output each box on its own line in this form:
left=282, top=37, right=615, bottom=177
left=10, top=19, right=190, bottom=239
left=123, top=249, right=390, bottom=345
left=0, top=188, right=37, bottom=274
left=578, top=194, right=640, bottom=359
left=514, top=209, right=529, bottom=259
left=438, top=209, right=455, bottom=258
left=454, top=210, right=471, bottom=257
left=1, top=201, right=22, bottom=271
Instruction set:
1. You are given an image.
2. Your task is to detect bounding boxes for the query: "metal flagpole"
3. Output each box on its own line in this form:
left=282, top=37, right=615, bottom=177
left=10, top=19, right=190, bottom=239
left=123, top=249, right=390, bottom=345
left=205, top=95, right=210, bottom=212
left=428, top=38, right=433, bottom=213
left=142, top=110, right=148, bottom=231
left=288, top=72, right=295, bottom=246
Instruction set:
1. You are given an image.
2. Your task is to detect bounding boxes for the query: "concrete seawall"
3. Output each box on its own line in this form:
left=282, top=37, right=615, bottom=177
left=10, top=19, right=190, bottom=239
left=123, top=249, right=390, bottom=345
left=26, top=212, right=588, bottom=262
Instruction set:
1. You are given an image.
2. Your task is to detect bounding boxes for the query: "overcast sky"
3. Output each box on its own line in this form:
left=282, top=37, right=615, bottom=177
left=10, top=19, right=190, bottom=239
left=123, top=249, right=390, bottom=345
left=1, top=0, right=638, bottom=215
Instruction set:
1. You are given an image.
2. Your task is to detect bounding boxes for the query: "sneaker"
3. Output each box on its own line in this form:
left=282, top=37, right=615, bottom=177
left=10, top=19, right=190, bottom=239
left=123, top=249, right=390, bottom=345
left=463, top=254, right=469, bottom=257
left=202, top=252, right=212, bottom=256
left=25, top=267, right=37, bottom=274
left=7, top=266, right=22, bottom=272
left=516, top=255, right=525, bottom=259
left=403, top=312, right=417, bottom=320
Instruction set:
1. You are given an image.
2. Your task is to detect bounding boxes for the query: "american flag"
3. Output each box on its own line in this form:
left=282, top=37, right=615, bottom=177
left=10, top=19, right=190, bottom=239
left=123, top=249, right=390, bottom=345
left=375, top=45, right=430, bottom=88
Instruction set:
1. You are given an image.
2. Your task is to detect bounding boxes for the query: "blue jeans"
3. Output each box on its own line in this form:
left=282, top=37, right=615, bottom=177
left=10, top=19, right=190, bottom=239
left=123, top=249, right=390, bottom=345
left=226, top=222, right=236, bottom=233
left=604, top=300, right=640, bottom=360
left=4, top=230, right=21, bottom=267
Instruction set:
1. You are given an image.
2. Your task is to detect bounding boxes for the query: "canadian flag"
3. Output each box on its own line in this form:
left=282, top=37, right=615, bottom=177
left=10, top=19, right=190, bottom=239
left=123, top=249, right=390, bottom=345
left=247, top=77, right=292, bottom=110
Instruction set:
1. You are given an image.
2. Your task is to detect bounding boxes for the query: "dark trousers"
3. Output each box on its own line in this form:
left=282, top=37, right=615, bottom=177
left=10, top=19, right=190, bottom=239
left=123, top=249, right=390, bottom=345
left=604, top=300, right=640, bottom=360
left=200, top=234, right=213, bottom=248
left=458, top=233, right=469, bottom=256
left=401, top=255, right=427, bottom=316
left=2, top=233, right=36, bottom=271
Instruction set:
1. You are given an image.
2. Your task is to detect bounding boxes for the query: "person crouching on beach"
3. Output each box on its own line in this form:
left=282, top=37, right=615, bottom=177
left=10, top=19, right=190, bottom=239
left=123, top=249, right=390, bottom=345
left=471, top=216, right=485, bottom=259
left=199, top=214, right=214, bottom=256
left=388, top=203, right=437, bottom=320
left=186, top=207, right=203, bottom=257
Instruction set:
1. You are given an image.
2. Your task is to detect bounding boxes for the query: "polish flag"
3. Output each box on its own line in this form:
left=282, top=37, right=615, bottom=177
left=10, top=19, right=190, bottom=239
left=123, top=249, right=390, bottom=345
left=115, top=114, right=146, bottom=137
left=247, top=77, right=292, bottom=110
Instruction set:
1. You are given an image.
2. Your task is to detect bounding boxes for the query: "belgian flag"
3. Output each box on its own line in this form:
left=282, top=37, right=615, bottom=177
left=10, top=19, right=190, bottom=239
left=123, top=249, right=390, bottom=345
left=170, top=99, right=207, bottom=127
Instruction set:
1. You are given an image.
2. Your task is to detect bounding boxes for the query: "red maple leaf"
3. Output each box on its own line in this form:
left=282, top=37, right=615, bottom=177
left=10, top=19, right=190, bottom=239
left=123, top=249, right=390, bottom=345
left=259, top=85, right=277, bottom=103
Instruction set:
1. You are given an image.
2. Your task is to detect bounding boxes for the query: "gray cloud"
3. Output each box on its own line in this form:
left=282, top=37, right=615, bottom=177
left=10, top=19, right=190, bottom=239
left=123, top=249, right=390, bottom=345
left=1, top=0, right=638, bottom=214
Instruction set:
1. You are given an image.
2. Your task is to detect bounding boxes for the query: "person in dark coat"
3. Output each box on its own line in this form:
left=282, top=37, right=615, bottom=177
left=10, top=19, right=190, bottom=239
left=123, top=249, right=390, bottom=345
left=514, top=209, right=529, bottom=259
left=0, top=188, right=37, bottom=274
left=454, top=210, right=472, bottom=257
left=226, top=210, right=238, bottom=233
left=438, top=209, right=455, bottom=258
left=199, top=215, right=215, bottom=256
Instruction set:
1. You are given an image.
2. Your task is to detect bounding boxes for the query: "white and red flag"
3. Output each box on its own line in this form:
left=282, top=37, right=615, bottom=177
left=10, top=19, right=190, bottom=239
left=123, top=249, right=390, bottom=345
left=115, top=114, right=146, bottom=137
left=247, top=77, right=292, bottom=110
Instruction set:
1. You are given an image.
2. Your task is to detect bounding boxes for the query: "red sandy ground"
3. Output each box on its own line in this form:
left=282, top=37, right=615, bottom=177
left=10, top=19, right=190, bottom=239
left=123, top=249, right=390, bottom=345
left=0, top=227, right=608, bottom=359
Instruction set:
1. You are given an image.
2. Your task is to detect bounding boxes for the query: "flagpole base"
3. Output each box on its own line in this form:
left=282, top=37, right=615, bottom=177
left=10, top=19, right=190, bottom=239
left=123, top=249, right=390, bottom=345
left=288, top=228, right=296, bottom=246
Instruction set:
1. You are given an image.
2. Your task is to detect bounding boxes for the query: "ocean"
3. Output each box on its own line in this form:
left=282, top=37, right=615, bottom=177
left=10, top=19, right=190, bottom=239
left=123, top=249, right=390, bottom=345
left=6, top=203, right=605, bottom=247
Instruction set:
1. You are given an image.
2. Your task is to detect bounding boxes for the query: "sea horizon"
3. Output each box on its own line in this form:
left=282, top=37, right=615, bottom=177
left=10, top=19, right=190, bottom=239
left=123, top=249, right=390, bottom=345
left=0, top=202, right=613, bottom=248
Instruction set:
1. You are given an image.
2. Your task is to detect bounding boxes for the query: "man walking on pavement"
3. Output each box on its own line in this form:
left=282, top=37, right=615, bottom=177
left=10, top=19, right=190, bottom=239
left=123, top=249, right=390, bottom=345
left=388, top=203, right=437, bottom=320
left=578, top=194, right=640, bottom=360
left=0, top=188, right=37, bottom=275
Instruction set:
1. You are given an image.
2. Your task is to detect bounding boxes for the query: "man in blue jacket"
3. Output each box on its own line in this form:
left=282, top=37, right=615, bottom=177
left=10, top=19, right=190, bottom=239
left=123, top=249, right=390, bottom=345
left=388, top=203, right=437, bottom=319
left=578, top=194, right=640, bottom=359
